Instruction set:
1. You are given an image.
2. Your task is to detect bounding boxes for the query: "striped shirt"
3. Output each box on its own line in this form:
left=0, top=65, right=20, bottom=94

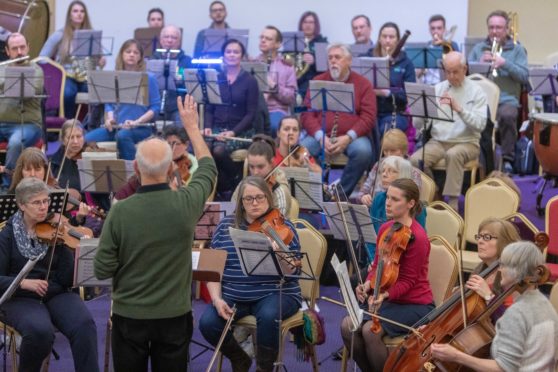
left=211, top=215, right=302, bottom=303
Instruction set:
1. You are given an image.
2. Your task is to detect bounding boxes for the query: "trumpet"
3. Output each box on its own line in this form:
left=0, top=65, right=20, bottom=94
left=0, top=55, right=29, bottom=66
left=490, top=37, right=503, bottom=78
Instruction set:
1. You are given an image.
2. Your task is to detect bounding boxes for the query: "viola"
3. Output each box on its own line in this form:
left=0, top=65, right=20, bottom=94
left=248, top=208, right=294, bottom=248
left=36, top=215, right=93, bottom=250
left=368, top=221, right=412, bottom=333
left=173, top=154, right=192, bottom=187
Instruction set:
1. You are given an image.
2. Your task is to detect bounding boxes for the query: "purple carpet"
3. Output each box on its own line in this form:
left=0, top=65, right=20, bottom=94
left=13, top=165, right=556, bottom=371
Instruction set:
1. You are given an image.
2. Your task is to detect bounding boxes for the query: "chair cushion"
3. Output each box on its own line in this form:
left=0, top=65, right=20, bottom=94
left=46, top=116, right=66, bottom=130
left=0, top=138, right=43, bottom=151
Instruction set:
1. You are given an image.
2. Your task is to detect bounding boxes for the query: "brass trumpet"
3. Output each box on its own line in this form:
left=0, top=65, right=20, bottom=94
left=490, top=37, right=503, bottom=78
left=508, top=11, right=518, bottom=45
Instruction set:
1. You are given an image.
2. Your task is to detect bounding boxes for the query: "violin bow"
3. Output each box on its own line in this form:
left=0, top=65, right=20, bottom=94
left=457, top=240, right=468, bottom=327
left=367, top=118, right=397, bottom=205
left=54, top=104, right=83, bottom=183
left=43, top=182, right=71, bottom=285
left=264, top=144, right=301, bottom=181
left=206, top=305, right=237, bottom=372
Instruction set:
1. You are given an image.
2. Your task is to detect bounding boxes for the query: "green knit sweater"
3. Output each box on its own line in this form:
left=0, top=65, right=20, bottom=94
left=94, top=156, right=217, bottom=319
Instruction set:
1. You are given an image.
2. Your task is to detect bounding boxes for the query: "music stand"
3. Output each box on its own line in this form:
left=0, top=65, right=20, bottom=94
left=201, top=29, right=249, bottom=57
left=308, top=80, right=355, bottom=178
left=530, top=67, right=558, bottom=112
left=468, top=62, right=492, bottom=78
left=240, top=61, right=277, bottom=94
left=282, top=167, right=323, bottom=211
left=70, top=29, right=113, bottom=61
left=463, top=37, right=485, bottom=59
left=76, top=158, right=134, bottom=195
left=147, top=58, right=179, bottom=124
left=134, top=27, right=162, bottom=58
left=350, top=44, right=372, bottom=58
left=194, top=202, right=235, bottom=241
left=405, top=42, right=443, bottom=69
left=351, top=57, right=390, bottom=89
left=314, top=42, right=329, bottom=73
left=281, top=32, right=305, bottom=55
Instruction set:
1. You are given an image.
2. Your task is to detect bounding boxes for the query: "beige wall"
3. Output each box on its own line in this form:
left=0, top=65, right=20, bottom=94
left=468, top=0, right=557, bottom=65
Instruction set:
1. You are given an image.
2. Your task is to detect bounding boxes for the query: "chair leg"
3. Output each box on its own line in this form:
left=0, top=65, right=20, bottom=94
left=341, top=346, right=348, bottom=372
left=310, top=345, right=319, bottom=372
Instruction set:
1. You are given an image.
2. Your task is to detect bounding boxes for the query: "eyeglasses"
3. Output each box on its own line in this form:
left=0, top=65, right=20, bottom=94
left=167, top=141, right=184, bottom=147
left=242, top=194, right=266, bottom=204
left=475, top=233, right=498, bottom=241
left=27, top=198, right=50, bottom=208
left=210, top=7, right=225, bottom=13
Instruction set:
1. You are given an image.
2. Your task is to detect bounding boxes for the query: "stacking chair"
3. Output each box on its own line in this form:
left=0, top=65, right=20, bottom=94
left=33, top=57, right=67, bottom=135
left=549, top=282, right=558, bottom=314
left=419, top=171, right=436, bottom=204
left=461, top=178, right=520, bottom=272
left=545, top=195, right=558, bottom=282
left=217, top=218, right=327, bottom=372
left=425, top=201, right=464, bottom=251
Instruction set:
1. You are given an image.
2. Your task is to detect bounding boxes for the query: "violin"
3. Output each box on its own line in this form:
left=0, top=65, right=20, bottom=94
left=36, top=215, right=93, bottom=250
left=248, top=208, right=294, bottom=248
left=173, top=154, right=192, bottom=187
left=368, top=221, right=412, bottom=333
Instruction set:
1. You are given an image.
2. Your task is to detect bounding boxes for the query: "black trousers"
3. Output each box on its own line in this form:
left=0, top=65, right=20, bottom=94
left=111, top=311, right=193, bottom=372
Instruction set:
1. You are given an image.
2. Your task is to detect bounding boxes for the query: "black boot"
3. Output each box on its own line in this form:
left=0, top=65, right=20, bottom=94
left=256, top=345, right=278, bottom=372
left=220, top=337, right=252, bottom=372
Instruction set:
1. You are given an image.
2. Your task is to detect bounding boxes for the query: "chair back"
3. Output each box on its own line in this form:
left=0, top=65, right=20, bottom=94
left=546, top=195, right=558, bottom=257
left=428, top=235, right=458, bottom=306
left=33, top=57, right=65, bottom=118
left=468, top=73, right=500, bottom=123
left=462, top=178, right=520, bottom=249
left=292, top=219, right=327, bottom=306
left=549, top=282, right=558, bottom=314
left=288, top=197, right=300, bottom=220
left=426, top=201, right=464, bottom=250
left=419, top=171, right=436, bottom=204
left=544, top=51, right=558, bottom=67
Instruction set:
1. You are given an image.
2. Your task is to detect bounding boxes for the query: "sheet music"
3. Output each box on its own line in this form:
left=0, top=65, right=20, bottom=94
left=71, top=30, right=103, bottom=57
left=468, top=62, right=492, bottom=77
left=0, top=255, right=44, bottom=307
left=2, top=66, right=41, bottom=98
left=529, top=67, right=558, bottom=95
left=88, top=70, right=148, bottom=105
left=322, top=202, right=377, bottom=243
left=405, top=82, right=453, bottom=122
left=77, top=159, right=135, bottom=193
left=74, top=238, right=112, bottom=287
left=331, top=254, right=363, bottom=331
left=146, top=59, right=179, bottom=91
left=282, top=167, right=323, bottom=210
left=192, top=251, right=200, bottom=270
left=314, top=42, right=329, bottom=72
left=229, top=227, right=279, bottom=276
left=182, top=68, right=222, bottom=105
left=350, top=57, right=390, bottom=89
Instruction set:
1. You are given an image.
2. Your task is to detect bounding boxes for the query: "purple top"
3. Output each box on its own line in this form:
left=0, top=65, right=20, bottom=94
left=204, top=69, right=259, bottom=135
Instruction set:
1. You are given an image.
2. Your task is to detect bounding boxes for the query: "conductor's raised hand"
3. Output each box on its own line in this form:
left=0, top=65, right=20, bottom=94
left=177, top=95, right=199, bottom=131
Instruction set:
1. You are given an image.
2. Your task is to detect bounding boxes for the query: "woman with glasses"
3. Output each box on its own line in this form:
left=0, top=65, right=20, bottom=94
left=466, top=218, right=521, bottom=320
left=0, top=178, right=98, bottom=371
left=199, top=176, right=301, bottom=372
left=431, top=241, right=558, bottom=371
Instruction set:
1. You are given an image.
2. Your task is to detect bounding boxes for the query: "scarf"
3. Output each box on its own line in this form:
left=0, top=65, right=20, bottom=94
left=12, top=211, right=48, bottom=259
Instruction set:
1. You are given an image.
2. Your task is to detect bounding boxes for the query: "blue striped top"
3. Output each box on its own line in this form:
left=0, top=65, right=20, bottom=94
left=211, top=215, right=302, bottom=303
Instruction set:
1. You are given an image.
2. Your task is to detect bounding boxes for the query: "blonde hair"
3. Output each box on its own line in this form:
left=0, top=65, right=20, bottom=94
left=382, top=129, right=408, bottom=155
left=115, top=39, right=146, bottom=72
left=59, top=1, right=92, bottom=63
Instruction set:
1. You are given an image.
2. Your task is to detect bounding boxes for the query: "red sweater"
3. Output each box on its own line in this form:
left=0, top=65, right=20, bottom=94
left=300, top=70, right=377, bottom=138
left=367, top=220, right=433, bottom=305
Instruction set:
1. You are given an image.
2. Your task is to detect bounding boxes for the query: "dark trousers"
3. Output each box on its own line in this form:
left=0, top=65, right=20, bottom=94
left=497, top=104, right=519, bottom=162
left=111, top=311, right=193, bottom=372
left=2, top=293, right=99, bottom=372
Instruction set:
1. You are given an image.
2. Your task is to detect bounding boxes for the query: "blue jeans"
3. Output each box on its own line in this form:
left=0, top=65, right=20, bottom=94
left=301, top=135, right=374, bottom=196
left=85, top=126, right=153, bottom=160
left=0, top=123, right=42, bottom=185
left=269, top=111, right=287, bottom=138
left=377, top=114, right=409, bottom=135
left=199, top=294, right=300, bottom=350
left=64, top=77, right=88, bottom=119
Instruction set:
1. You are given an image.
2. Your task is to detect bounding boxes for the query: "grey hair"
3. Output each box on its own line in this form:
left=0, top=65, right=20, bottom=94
left=500, top=241, right=545, bottom=282
left=327, top=43, right=352, bottom=60
left=15, top=178, right=50, bottom=205
left=381, top=155, right=413, bottom=180
left=135, top=137, right=173, bottom=179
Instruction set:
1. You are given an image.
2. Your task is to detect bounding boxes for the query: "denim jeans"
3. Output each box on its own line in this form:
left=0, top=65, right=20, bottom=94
left=0, top=123, right=42, bottom=184
left=301, top=135, right=374, bottom=195
left=64, top=77, right=88, bottom=119
left=199, top=294, right=299, bottom=350
left=85, top=126, right=153, bottom=160
left=377, top=114, right=409, bottom=135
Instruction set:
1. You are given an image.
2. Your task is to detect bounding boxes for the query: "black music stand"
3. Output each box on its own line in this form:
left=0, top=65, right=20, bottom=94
left=134, top=27, right=162, bottom=58
left=194, top=202, right=235, bottom=241
left=404, top=82, right=454, bottom=171
left=230, top=227, right=314, bottom=372
left=147, top=57, right=179, bottom=125
left=529, top=67, right=558, bottom=113
left=0, top=191, right=69, bottom=223
left=351, top=57, right=391, bottom=89
left=76, top=158, right=134, bottom=196
left=182, top=68, right=224, bottom=131
left=240, top=61, right=277, bottom=94
left=281, top=32, right=305, bottom=56
left=201, top=29, right=249, bottom=57
left=70, top=30, right=113, bottom=74
left=405, top=42, right=443, bottom=69
left=308, top=80, right=355, bottom=181
left=0, top=254, right=45, bottom=372
left=282, top=167, right=324, bottom=211
left=468, top=62, right=492, bottom=78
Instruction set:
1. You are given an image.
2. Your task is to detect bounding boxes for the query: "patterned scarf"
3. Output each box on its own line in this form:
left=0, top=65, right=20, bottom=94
left=12, top=211, right=48, bottom=259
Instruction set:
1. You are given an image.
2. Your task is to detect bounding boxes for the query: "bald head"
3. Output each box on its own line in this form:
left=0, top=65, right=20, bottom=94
left=443, top=51, right=467, bottom=87
left=135, top=138, right=172, bottom=182
left=160, top=25, right=182, bottom=50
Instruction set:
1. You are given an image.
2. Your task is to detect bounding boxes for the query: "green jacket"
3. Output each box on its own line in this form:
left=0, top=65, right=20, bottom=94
left=94, top=156, right=217, bottom=319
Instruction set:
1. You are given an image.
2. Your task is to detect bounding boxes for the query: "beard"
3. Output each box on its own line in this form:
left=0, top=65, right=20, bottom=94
left=329, top=67, right=341, bottom=81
